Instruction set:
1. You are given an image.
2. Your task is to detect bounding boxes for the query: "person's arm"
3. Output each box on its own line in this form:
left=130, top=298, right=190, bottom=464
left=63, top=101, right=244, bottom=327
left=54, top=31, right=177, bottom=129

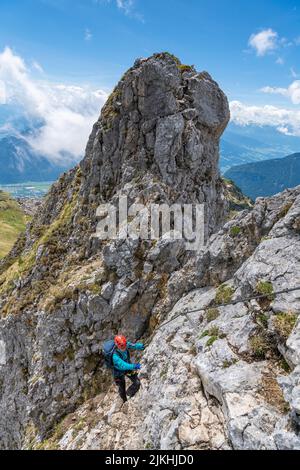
left=127, top=341, right=144, bottom=351
left=112, top=352, right=136, bottom=371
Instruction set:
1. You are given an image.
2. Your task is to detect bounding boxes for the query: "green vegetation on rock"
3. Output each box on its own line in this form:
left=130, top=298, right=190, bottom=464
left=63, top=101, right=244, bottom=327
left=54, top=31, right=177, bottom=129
left=255, top=280, right=274, bottom=301
left=199, top=325, right=225, bottom=347
left=279, top=357, right=291, bottom=373
left=273, top=312, right=297, bottom=340
left=0, top=169, right=83, bottom=315
left=215, top=284, right=234, bottom=305
left=206, top=335, right=219, bottom=347
left=278, top=202, right=293, bottom=219
left=178, top=64, right=194, bottom=73
left=154, top=52, right=181, bottom=65
left=0, top=191, right=30, bottom=259
left=257, top=312, right=268, bottom=329
left=101, top=87, right=121, bottom=130
left=222, top=359, right=237, bottom=368
left=222, top=177, right=254, bottom=211
left=230, top=225, right=241, bottom=237
left=249, top=334, right=269, bottom=359
left=206, top=307, right=220, bottom=322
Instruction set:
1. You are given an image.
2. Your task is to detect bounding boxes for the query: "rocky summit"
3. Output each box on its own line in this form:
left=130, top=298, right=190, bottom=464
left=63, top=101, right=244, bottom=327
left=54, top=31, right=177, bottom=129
left=0, top=53, right=299, bottom=450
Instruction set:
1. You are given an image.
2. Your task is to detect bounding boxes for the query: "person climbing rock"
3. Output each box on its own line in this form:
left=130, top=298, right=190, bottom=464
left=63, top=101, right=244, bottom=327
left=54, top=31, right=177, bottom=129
left=102, top=335, right=144, bottom=403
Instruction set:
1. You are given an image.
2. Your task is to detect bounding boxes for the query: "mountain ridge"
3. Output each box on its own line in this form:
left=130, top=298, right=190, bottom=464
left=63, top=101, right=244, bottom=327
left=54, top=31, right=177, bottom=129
left=224, top=152, right=300, bottom=199
left=220, top=123, right=300, bottom=172
left=0, top=135, right=74, bottom=184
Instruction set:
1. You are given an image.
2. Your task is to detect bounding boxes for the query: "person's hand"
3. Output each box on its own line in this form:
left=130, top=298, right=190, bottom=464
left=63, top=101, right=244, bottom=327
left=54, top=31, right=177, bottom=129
left=134, top=363, right=141, bottom=370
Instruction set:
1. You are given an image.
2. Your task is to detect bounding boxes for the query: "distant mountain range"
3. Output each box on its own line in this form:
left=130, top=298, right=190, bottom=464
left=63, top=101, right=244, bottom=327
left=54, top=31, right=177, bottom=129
left=220, top=123, right=300, bottom=172
left=0, top=135, right=72, bottom=185
left=0, top=107, right=76, bottom=185
left=224, top=152, right=300, bottom=199
left=0, top=113, right=300, bottom=186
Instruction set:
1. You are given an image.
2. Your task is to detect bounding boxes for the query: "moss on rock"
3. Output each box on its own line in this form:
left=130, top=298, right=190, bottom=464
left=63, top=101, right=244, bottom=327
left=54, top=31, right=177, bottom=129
left=215, top=284, right=234, bottom=305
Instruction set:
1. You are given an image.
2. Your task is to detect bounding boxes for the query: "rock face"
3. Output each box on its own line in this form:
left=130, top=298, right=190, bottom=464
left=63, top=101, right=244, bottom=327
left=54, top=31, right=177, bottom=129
left=16, top=198, right=42, bottom=217
left=32, top=185, right=300, bottom=451
left=81, top=53, right=229, bottom=238
left=0, top=53, right=299, bottom=450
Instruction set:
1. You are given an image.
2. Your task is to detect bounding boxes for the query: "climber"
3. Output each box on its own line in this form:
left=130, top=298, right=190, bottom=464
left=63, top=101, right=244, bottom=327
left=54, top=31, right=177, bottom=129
left=102, top=335, right=144, bottom=403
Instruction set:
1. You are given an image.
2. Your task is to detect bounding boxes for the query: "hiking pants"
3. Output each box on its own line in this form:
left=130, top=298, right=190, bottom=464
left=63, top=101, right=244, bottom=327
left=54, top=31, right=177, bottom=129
left=114, top=372, right=140, bottom=402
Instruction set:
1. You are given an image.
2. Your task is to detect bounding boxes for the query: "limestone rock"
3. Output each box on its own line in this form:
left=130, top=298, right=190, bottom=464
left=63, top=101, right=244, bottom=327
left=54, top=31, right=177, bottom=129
left=0, top=53, right=299, bottom=450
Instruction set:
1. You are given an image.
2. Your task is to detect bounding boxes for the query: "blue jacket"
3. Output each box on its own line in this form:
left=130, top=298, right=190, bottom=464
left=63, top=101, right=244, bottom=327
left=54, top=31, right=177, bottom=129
left=112, top=342, right=144, bottom=373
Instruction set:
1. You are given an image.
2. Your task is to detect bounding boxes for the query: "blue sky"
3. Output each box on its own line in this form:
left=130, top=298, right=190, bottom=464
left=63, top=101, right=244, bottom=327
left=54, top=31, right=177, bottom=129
left=0, top=0, right=299, bottom=97
left=0, top=0, right=299, bottom=160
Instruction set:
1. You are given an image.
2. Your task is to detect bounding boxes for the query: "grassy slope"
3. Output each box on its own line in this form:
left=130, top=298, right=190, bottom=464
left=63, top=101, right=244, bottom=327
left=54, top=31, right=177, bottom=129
left=0, top=191, right=29, bottom=259
left=222, top=177, right=254, bottom=211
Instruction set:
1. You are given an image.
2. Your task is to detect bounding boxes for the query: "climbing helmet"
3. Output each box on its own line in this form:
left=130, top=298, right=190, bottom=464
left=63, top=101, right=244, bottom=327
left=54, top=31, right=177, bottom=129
left=114, top=335, right=127, bottom=351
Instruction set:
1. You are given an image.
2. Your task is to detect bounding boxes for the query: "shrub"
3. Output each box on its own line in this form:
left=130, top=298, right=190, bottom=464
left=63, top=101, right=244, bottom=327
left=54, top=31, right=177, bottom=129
left=273, top=312, right=297, bottom=340
left=154, top=52, right=181, bottom=65
left=250, top=335, right=269, bottom=359
left=206, top=336, right=218, bottom=347
left=206, top=308, right=220, bottom=322
left=199, top=326, right=225, bottom=347
left=261, top=372, right=290, bottom=413
left=230, top=226, right=241, bottom=237
left=199, top=330, right=209, bottom=339
left=279, top=357, right=291, bottom=373
left=209, top=326, right=220, bottom=337
left=86, top=283, right=102, bottom=295
left=215, top=284, right=234, bottom=305
left=222, top=359, right=237, bottom=368
left=278, top=202, right=293, bottom=219
left=257, top=312, right=268, bottom=328
left=256, top=281, right=274, bottom=301
left=145, top=442, right=154, bottom=449
left=178, top=64, right=194, bottom=73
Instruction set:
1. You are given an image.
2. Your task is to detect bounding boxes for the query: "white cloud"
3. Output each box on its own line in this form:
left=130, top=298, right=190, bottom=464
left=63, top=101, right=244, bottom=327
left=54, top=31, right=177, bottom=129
left=279, top=37, right=293, bottom=47
left=94, top=0, right=133, bottom=13
left=116, top=0, right=144, bottom=21
left=295, top=36, right=300, bottom=45
left=276, top=57, right=284, bottom=65
left=95, top=0, right=144, bottom=21
left=116, top=0, right=134, bottom=14
left=0, top=80, right=6, bottom=104
left=85, top=28, right=92, bottom=41
left=261, top=80, right=300, bottom=105
left=0, top=47, right=108, bottom=163
left=248, top=29, right=278, bottom=56
left=230, top=100, right=300, bottom=136
left=290, top=67, right=299, bottom=79
left=32, top=60, right=44, bottom=74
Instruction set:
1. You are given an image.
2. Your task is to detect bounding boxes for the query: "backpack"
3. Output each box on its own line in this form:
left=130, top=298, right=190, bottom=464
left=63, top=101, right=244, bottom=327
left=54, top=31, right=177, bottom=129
left=102, top=340, right=116, bottom=369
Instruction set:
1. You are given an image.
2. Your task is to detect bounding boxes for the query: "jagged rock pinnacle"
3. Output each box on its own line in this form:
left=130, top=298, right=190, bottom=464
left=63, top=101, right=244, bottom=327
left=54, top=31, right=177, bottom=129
left=81, top=52, right=230, bottom=234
